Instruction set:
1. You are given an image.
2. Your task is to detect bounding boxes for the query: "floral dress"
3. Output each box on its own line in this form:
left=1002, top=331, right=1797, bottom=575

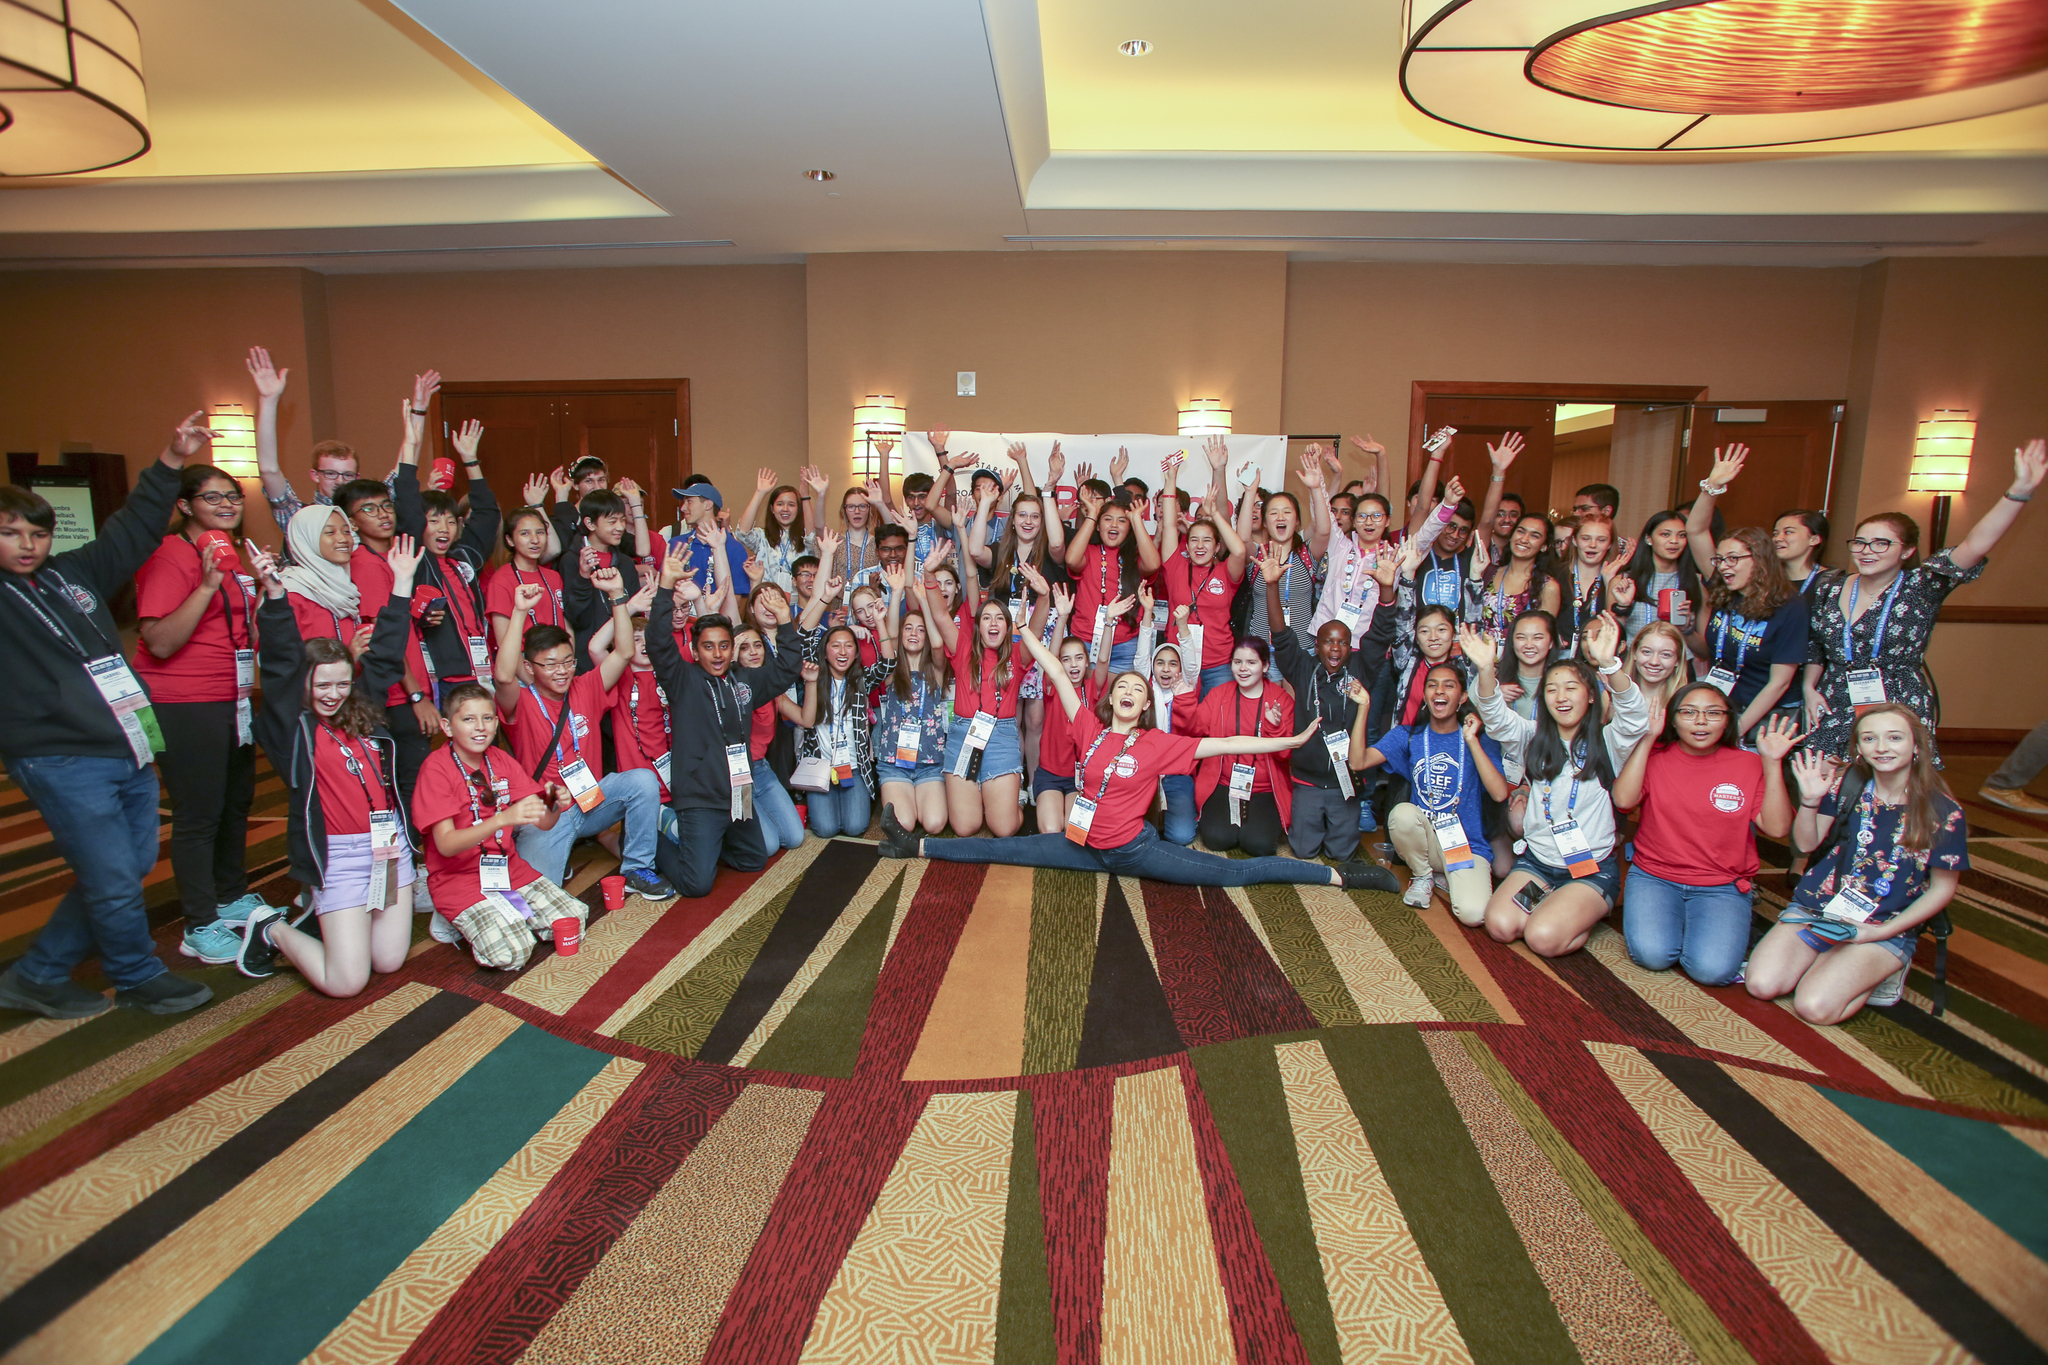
left=875, top=674, right=952, bottom=773
left=1804, top=551, right=1983, bottom=761
left=741, top=527, right=816, bottom=594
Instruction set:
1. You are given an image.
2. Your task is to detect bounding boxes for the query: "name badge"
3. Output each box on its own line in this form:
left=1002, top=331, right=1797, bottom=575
left=652, top=752, right=672, bottom=787
left=479, top=852, right=512, bottom=892
left=1322, top=731, right=1354, bottom=799
left=1432, top=809, right=1477, bottom=871
left=1092, top=606, right=1113, bottom=660
left=88, top=654, right=147, bottom=708
left=1335, top=601, right=1363, bottom=637
left=467, top=634, right=492, bottom=675
left=896, top=722, right=921, bottom=766
left=967, top=710, right=997, bottom=747
left=1548, top=817, right=1599, bottom=879
left=1008, top=597, right=1027, bottom=639
left=1181, top=621, right=1204, bottom=666
left=236, top=696, right=253, bottom=747
left=368, top=808, right=402, bottom=858
left=1846, top=667, right=1886, bottom=710
left=1065, top=796, right=1097, bottom=845
left=726, top=744, right=753, bottom=822
left=557, top=757, right=604, bottom=813
left=1706, top=666, right=1738, bottom=695
left=1229, top=759, right=1255, bottom=825
left=235, top=648, right=256, bottom=694
left=1422, top=568, right=1460, bottom=609
left=1822, top=883, right=1881, bottom=924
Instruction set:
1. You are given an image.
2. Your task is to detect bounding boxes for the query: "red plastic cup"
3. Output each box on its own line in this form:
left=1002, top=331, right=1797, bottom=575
left=430, top=456, right=457, bottom=491
left=600, top=874, right=626, bottom=911
left=196, top=529, right=242, bottom=574
left=553, top=917, right=581, bottom=955
left=1657, top=588, right=1680, bottom=622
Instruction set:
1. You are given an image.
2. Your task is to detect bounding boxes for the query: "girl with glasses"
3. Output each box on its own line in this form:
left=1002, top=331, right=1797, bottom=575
left=1684, top=446, right=1809, bottom=744
left=1800, top=437, right=2044, bottom=763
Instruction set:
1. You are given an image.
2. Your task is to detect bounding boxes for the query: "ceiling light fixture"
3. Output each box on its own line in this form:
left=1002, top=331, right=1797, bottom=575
left=0, top=0, right=149, bottom=175
left=804, top=169, right=836, bottom=181
left=1118, top=40, right=1152, bottom=56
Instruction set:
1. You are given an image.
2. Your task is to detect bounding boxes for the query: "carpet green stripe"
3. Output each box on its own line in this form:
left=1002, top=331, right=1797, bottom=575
left=613, top=875, right=804, bottom=1057
left=131, top=1023, right=609, bottom=1365
left=1320, top=1024, right=1579, bottom=1365
left=744, top=872, right=902, bottom=1078
left=1350, top=892, right=1501, bottom=1024
left=1971, top=842, right=2048, bottom=882
left=1819, top=1084, right=2048, bottom=1260
left=1904, top=973, right=2048, bottom=1066
left=1190, top=1035, right=1343, bottom=1365
left=1837, top=1007, right=2048, bottom=1120
left=0, top=964, right=272, bottom=1109
left=1944, top=899, right=2048, bottom=960
left=1020, top=869, right=1098, bottom=1076
left=1459, top=1034, right=1755, bottom=1365
left=993, top=1088, right=1053, bottom=1365
left=1240, top=884, right=1363, bottom=1029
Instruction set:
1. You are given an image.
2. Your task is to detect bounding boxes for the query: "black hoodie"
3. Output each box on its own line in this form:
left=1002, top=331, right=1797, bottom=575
left=644, top=588, right=802, bottom=813
left=0, top=460, right=178, bottom=761
left=394, top=462, right=500, bottom=680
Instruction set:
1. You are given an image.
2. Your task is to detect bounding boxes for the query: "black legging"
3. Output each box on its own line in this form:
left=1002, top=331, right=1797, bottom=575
left=155, top=700, right=257, bottom=926
left=1198, top=788, right=1285, bottom=858
left=922, top=823, right=1333, bottom=888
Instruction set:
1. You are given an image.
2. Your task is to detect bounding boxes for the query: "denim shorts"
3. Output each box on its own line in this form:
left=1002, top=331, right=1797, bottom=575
left=1031, top=765, right=1076, bottom=799
left=880, top=761, right=946, bottom=788
left=1797, top=920, right=1920, bottom=966
left=1512, top=849, right=1622, bottom=908
left=942, top=714, right=1024, bottom=781
left=313, top=832, right=416, bottom=913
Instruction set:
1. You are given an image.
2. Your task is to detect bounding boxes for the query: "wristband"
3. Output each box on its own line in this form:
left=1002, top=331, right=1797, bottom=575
left=411, top=407, right=428, bottom=416
left=1700, top=479, right=1728, bottom=496
left=1595, top=656, right=1623, bottom=675
left=2005, top=489, right=2033, bottom=503
left=1800, top=799, right=1823, bottom=809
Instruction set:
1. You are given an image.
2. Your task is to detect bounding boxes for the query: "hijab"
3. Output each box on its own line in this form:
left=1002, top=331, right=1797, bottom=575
left=279, top=504, right=360, bottom=619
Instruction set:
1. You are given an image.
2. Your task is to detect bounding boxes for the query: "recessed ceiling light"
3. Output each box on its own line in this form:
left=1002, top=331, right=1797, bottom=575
left=803, top=169, right=835, bottom=181
left=1118, top=39, right=1152, bottom=56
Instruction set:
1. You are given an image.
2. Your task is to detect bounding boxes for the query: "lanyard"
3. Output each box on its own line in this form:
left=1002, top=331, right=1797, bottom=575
left=324, top=726, right=388, bottom=813
left=4, top=572, right=116, bottom=660
left=217, top=568, right=255, bottom=653
left=1842, top=573, right=1904, bottom=663
left=1836, top=785, right=1899, bottom=900
left=512, top=567, right=561, bottom=628
left=1233, top=686, right=1270, bottom=740
left=828, top=674, right=855, bottom=748
left=629, top=673, right=670, bottom=743
left=1569, top=565, right=1601, bottom=636
left=458, top=750, right=511, bottom=856
left=894, top=675, right=929, bottom=729
left=1714, top=610, right=1755, bottom=676
left=1077, top=727, right=1143, bottom=805
left=1539, top=739, right=1587, bottom=824
left=1419, top=724, right=1465, bottom=815
left=524, top=684, right=579, bottom=762
left=1185, top=557, right=1223, bottom=610
left=704, top=667, right=742, bottom=738
left=438, top=555, right=483, bottom=640
left=975, top=646, right=1003, bottom=714
left=1309, top=666, right=1345, bottom=731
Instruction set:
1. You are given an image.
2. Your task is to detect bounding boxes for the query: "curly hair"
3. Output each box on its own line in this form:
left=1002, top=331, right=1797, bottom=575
left=302, top=637, right=383, bottom=738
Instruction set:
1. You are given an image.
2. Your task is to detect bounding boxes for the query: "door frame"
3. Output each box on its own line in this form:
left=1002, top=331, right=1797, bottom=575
left=428, top=377, right=691, bottom=488
left=1407, top=380, right=1707, bottom=505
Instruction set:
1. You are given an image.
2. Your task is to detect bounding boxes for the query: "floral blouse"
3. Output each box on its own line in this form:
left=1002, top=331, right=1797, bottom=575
left=1804, top=551, right=1983, bottom=759
left=1792, top=784, right=1967, bottom=926
left=876, top=674, right=952, bottom=770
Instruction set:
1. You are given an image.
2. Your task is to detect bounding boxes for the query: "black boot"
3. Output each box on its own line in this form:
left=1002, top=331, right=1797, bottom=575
left=1337, top=861, right=1401, bottom=892
left=878, top=805, right=921, bottom=859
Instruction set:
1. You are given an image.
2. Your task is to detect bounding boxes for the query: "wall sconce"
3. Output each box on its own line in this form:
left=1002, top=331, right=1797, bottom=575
left=852, top=394, right=906, bottom=481
left=1909, top=407, right=1974, bottom=552
left=1178, top=398, right=1232, bottom=437
left=209, top=403, right=259, bottom=480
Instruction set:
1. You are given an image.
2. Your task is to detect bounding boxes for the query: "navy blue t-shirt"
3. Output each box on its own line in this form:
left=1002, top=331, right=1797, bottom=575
left=1706, top=594, right=1808, bottom=714
left=1792, top=786, right=1968, bottom=925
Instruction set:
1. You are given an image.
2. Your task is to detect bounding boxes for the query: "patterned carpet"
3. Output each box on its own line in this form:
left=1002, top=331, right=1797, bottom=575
left=1, top=756, right=2046, bottom=1364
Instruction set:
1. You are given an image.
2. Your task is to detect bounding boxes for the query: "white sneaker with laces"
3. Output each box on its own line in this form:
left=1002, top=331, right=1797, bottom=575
left=428, top=912, right=463, bottom=946
left=1402, top=873, right=1435, bottom=909
left=1867, top=963, right=1908, bottom=1007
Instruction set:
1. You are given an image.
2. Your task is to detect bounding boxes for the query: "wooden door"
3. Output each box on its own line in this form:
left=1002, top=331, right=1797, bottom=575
left=1419, top=396, right=1556, bottom=518
left=439, top=392, right=563, bottom=504
left=1684, top=401, right=1844, bottom=529
left=431, top=380, right=688, bottom=516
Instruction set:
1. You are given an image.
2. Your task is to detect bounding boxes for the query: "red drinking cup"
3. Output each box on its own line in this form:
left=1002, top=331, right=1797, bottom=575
left=553, top=917, right=581, bottom=955
left=600, top=874, right=626, bottom=911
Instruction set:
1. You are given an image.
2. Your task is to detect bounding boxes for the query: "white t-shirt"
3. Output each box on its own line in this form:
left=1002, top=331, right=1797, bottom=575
left=1475, top=674, right=1648, bottom=866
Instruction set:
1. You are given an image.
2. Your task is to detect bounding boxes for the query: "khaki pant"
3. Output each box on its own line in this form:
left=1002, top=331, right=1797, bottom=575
left=1387, top=802, right=1492, bottom=926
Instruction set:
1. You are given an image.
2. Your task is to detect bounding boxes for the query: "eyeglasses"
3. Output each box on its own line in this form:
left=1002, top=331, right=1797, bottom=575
left=353, top=500, right=394, bottom=517
left=1709, top=553, right=1753, bottom=566
left=1357, top=510, right=1387, bottom=522
left=1674, top=706, right=1730, bottom=721
left=191, top=490, right=245, bottom=507
left=1848, top=536, right=1897, bottom=553
left=532, top=655, right=577, bottom=673
left=311, top=467, right=355, bottom=482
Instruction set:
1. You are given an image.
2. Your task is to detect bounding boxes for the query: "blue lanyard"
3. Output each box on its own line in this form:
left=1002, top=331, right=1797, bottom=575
left=1713, top=610, right=1754, bottom=676
left=1842, top=573, right=1904, bottom=663
left=524, top=685, right=577, bottom=761
left=1539, top=739, right=1586, bottom=823
left=1419, top=725, right=1465, bottom=815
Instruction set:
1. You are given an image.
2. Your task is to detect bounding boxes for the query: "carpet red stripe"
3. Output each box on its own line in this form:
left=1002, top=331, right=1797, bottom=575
left=1177, top=1057, right=1313, bottom=1365
left=400, top=1059, right=745, bottom=1365
left=1460, top=927, right=1608, bottom=1034
left=1485, top=1026, right=1830, bottom=1365
left=1143, top=885, right=1317, bottom=1049
left=701, top=1074, right=926, bottom=1365
left=852, top=860, right=984, bottom=1081
left=562, top=875, right=758, bottom=1032
left=1704, top=984, right=1895, bottom=1090
left=1028, top=1065, right=1117, bottom=1365
left=1942, top=955, right=2048, bottom=1030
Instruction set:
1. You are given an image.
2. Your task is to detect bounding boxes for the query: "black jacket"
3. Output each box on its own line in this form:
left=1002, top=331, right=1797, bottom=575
left=562, top=537, right=644, bottom=664
left=255, top=586, right=417, bottom=888
left=0, top=460, right=178, bottom=761
left=1271, top=595, right=1400, bottom=789
left=394, top=463, right=500, bottom=680
left=645, top=589, right=802, bottom=812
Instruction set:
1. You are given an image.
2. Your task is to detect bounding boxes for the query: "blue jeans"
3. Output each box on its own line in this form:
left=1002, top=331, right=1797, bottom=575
left=8, top=754, right=168, bottom=989
left=1198, top=663, right=1232, bottom=698
left=670, top=803, right=769, bottom=898
left=1106, top=637, right=1138, bottom=674
left=514, top=767, right=661, bottom=886
left=752, top=759, right=806, bottom=856
left=1161, top=774, right=1197, bottom=845
left=923, top=822, right=1335, bottom=888
left=1622, top=867, right=1753, bottom=986
left=806, top=780, right=873, bottom=839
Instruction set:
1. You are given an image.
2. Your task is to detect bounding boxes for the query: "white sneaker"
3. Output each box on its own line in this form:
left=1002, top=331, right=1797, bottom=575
left=428, top=913, right=462, bottom=946
left=1402, top=873, right=1435, bottom=909
left=1867, top=963, right=1908, bottom=1007
left=1433, top=871, right=1450, bottom=898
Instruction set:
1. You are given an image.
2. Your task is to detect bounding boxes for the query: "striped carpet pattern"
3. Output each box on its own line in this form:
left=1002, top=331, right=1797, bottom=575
left=2, top=759, right=2047, bottom=1362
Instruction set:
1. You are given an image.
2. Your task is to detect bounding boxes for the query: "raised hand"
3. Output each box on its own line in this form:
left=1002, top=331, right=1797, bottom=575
left=521, top=473, right=548, bottom=508
left=1348, top=433, right=1384, bottom=458
left=1137, top=583, right=1155, bottom=616
left=756, top=466, right=779, bottom=492
left=1001, top=463, right=1020, bottom=495
left=411, top=370, right=442, bottom=412
left=1076, top=483, right=1105, bottom=520
left=1369, top=547, right=1401, bottom=591
left=1581, top=612, right=1621, bottom=670
left=872, top=435, right=896, bottom=463
left=1458, top=624, right=1499, bottom=675
left=1487, top=431, right=1525, bottom=473
left=169, top=410, right=218, bottom=459
left=807, top=465, right=831, bottom=496
left=1462, top=711, right=1484, bottom=742
left=1006, top=440, right=1027, bottom=471
left=743, top=554, right=766, bottom=585
left=614, top=477, right=643, bottom=509
left=591, top=566, right=625, bottom=599
left=1321, top=443, right=1344, bottom=477
left=1756, top=712, right=1803, bottom=761
left=1259, top=544, right=1285, bottom=583
left=928, top=427, right=951, bottom=452
left=1074, top=461, right=1095, bottom=489
left=1050, top=581, right=1075, bottom=618
left=549, top=465, right=571, bottom=500
left=452, top=418, right=483, bottom=462
left=658, top=545, right=691, bottom=589
left=814, top=527, right=841, bottom=565
left=1203, top=435, right=1229, bottom=470
left=1441, top=475, right=1466, bottom=508
left=1790, top=749, right=1842, bottom=805
left=386, top=533, right=423, bottom=585
left=245, top=541, right=284, bottom=594
left=627, top=579, right=658, bottom=614
left=246, top=346, right=287, bottom=399
left=1707, top=443, right=1748, bottom=489
left=882, top=563, right=907, bottom=594
left=675, top=576, right=704, bottom=604
left=1297, top=447, right=1325, bottom=489
left=1343, top=675, right=1370, bottom=704
left=941, top=450, right=978, bottom=472
left=1397, top=536, right=1426, bottom=579
left=1046, top=441, right=1066, bottom=485
left=1017, top=558, right=1050, bottom=596
left=1110, top=447, right=1130, bottom=483
left=348, top=625, right=376, bottom=661
left=514, top=582, right=547, bottom=614
left=1609, top=573, right=1638, bottom=610
left=801, top=659, right=821, bottom=682
left=2013, top=437, right=2047, bottom=495
left=1605, top=537, right=1634, bottom=574
left=1106, top=593, right=1137, bottom=620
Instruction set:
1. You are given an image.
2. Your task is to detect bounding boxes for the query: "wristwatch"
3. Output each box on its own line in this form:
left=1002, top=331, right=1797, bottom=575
left=408, top=690, right=427, bottom=703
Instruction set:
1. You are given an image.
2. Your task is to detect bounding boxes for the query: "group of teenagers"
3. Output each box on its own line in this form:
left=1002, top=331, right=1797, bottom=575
left=0, top=348, right=2040, bottom=1033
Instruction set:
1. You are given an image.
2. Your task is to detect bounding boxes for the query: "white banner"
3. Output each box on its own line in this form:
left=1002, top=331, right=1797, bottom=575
left=895, top=431, right=1287, bottom=526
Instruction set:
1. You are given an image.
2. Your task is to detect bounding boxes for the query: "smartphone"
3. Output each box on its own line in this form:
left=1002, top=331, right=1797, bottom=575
left=1513, top=874, right=1552, bottom=915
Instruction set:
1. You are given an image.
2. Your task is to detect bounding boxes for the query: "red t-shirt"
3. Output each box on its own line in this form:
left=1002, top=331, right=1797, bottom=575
left=426, top=555, right=488, bottom=681
left=1632, top=743, right=1766, bottom=886
left=950, top=635, right=1028, bottom=720
left=485, top=563, right=568, bottom=636
left=1037, top=677, right=1103, bottom=778
left=508, top=670, right=613, bottom=789
left=289, top=592, right=360, bottom=650
left=313, top=725, right=388, bottom=836
left=1071, top=544, right=1139, bottom=646
left=412, top=746, right=544, bottom=914
left=1161, top=548, right=1240, bottom=671
left=133, top=536, right=258, bottom=704
left=351, top=546, right=425, bottom=708
left=1069, top=709, right=1201, bottom=847
left=610, top=667, right=672, bottom=795
left=750, top=696, right=777, bottom=762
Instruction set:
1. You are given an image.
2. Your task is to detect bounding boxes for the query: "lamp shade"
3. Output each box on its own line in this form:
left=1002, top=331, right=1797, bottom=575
left=1177, top=398, right=1232, bottom=437
left=852, top=394, right=907, bottom=480
left=0, top=0, right=150, bottom=175
left=208, top=403, right=258, bottom=479
left=1908, top=408, right=1975, bottom=493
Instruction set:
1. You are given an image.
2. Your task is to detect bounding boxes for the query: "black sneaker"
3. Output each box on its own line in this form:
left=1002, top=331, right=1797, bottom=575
left=1337, top=861, right=1402, bottom=893
left=0, top=964, right=111, bottom=1020
left=114, top=973, right=214, bottom=1015
left=620, top=868, right=676, bottom=902
left=879, top=806, right=920, bottom=859
left=238, top=908, right=283, bottom=980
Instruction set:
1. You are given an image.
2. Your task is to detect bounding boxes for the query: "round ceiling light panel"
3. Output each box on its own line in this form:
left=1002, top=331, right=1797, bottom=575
left=1401, top=0, right=2048, bottom=150
left=0, top=0, right=149, bottom=175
